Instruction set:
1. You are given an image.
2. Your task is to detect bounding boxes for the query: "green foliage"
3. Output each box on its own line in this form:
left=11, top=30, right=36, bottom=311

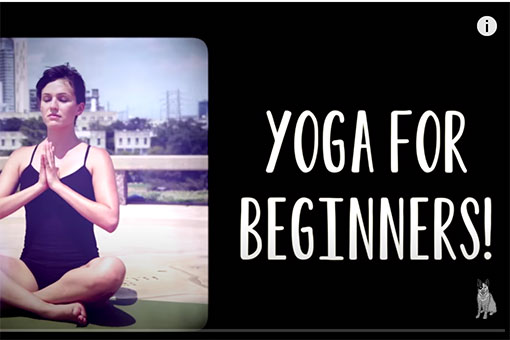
left=88, top=121, right=107, bottom=131
left=148, top=145, right=165, bottom=155
left=95, top=119, right=152, bottom=154
left=19, top=118, right=46, bottom=146
left=110, top=120, right=128, bottom=130
left=0, top=118, right=23, bottom=131
left=126, top=117, right=151, bottom=131
left=127, top=170, right=208, bottom=190
left=127, top=184, right=208, bottom=204
left=105, top=118, right=150, bottom=132
left=126, top=118, right=208, bottom=192
left=151, top=118, right=207, bottom=155
left=0, top=117, right=46, bottom=148
left=106, top=121, right=121, bottom=154
left=1, top=117, right=207, bottom=156
left=105, top=134, right=115, bottom=155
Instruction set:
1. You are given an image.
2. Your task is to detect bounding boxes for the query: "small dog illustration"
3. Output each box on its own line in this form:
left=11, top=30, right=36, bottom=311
left=476, top=279, right=497, bottom=319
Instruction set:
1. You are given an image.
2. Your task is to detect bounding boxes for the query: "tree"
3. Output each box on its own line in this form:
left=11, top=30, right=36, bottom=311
left=88, top=120, right=126, bottom=154
left=0, top=118, right=23, bottom=131
left=20, top=118, right=46, bottom=146
left=110, top=120, right=127, bottom=131
left=126, top=117, right=150, bottom=131
left=151, top=118, right=208, bottom=155
left=128, top=118, right=208, bottom=191
left=88, top=121, right=107, bottom=131
left=148, top=145, right=165, bottom=155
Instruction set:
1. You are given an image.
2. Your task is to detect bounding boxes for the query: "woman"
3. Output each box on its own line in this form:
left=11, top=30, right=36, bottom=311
left=0, top=64, right=126, bottom=325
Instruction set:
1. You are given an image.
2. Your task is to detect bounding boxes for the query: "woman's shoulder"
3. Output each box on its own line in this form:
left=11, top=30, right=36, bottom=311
left=4, top=145, right=37, bottom=173
left=8, top=145, right=36, bottom=162
left=85, top=145, right=113, bottom=167
left=86, top=145, right=111, bottom=158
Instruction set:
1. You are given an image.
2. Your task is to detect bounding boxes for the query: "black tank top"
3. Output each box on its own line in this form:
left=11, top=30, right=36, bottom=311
left=19, top=144, right=99, bottom=265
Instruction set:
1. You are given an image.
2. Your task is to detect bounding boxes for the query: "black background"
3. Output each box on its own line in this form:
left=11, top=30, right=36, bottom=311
left=1, top=2, right=509, bottom=339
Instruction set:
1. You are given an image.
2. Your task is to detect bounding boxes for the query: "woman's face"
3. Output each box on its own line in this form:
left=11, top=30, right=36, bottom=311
left=40, top=78, right=84, bottom=128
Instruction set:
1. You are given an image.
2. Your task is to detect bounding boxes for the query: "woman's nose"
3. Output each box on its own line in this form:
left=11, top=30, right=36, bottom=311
left=49, top=98, right=59, bottom=110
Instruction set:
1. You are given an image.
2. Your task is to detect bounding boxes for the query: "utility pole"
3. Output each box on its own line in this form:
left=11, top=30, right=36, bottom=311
left=162, top=89, right=183, bottom=121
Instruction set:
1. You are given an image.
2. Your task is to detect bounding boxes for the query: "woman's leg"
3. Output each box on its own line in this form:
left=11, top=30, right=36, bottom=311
left=0, top=255, right=38, bottom=292
left=34, top=257, right=126, bottom=305
left=0, top=255, right=87, bottom=325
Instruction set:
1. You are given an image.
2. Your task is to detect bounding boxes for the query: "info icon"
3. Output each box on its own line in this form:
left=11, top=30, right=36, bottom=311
left=477, top=16, right=497, bottom=36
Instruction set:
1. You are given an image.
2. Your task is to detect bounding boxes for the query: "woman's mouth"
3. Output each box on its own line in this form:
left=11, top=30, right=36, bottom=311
left=48, top=113, right=61, bottom=119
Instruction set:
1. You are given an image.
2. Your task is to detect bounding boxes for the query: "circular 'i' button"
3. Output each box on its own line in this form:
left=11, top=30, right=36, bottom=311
left=477, top=16, right=497, bottom=36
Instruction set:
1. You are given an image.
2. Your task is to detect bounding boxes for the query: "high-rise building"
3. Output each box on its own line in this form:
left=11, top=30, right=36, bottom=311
left=0, top=82, right=4, bottom=111
left=198, top=100, right=208, bottom=120
left=85, top=88, right=103, bottom=112
left=0, top=38, right=15, bottom=112
left=29, top=89, right=38, bottom=111
left=14, top=38, right=28, bottom=113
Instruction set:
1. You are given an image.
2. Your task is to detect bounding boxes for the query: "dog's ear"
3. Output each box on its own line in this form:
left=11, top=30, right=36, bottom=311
left=485, top=279, right=490, bottom=287
left=477, top=279, right=482, bottom=287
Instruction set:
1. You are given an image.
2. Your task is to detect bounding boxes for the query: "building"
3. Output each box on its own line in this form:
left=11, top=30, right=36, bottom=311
left=0, top=38, right=28, bottom=113
left=0, top=111, right=40, bottom=120
left=14, top=38, right=28, bottom=113
left=198, top=100, right=208, bottom=120
left=0, top=111, right=112, bottom=151
left=0, top=131, right=26, bottom=151
left=0, top=82, right=4, bottom=112
left=0, top=38, right=15, bottom=112
left=114, top=129, right=151, bottom=155
left=75, top=129, right=106, bottom=149
left=85, top=89, right=104, bottom=112
left=30, top=88, right=106, bottom=114
left=0, top=109, right=161, bottom=155
left=76, top=111, right=118, bottom=131
left=29, top=89, right=38, bottom=111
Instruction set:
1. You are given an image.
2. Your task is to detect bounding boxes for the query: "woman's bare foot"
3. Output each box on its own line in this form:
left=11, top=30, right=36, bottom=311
left=41, top=302, right=87, bottom=325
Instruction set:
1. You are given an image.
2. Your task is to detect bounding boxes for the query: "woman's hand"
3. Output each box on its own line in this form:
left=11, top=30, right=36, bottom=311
left=37, top=153, right=49, bottom=190
left=0, top=146, right=49, bottom=219
left=44, top=142, right=62, bottom=190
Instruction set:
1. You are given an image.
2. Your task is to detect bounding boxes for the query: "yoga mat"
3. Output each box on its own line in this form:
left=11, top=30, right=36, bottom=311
left=0, top=300, right=207, bottom=330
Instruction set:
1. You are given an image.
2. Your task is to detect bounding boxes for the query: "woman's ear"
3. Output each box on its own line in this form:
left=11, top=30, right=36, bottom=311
left=76, top=102, right=85, bottom=116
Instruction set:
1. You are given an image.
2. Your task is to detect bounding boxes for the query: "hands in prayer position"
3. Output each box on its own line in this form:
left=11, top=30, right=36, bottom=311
left=38, top=142, right=62, bottom=191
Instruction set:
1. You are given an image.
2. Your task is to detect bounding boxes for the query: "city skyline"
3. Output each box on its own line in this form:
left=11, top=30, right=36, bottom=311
left=26, top=38, right=208, bottom=120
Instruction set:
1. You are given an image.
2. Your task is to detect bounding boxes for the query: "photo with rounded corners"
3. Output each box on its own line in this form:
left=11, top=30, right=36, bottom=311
left=0, top=37, right=208, bottom=331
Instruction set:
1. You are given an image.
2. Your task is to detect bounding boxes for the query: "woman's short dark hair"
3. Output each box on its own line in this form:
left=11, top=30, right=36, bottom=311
left=36, top=64, right=86, bottom=105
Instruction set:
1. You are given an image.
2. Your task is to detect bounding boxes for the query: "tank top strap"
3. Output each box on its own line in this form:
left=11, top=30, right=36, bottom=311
left=29, top=144, right=40, bottom=166
left=84, top=144, right=91, bottom=166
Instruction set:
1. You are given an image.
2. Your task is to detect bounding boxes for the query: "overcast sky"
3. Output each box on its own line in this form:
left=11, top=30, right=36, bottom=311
left=27, top=38, right=208, bottom=120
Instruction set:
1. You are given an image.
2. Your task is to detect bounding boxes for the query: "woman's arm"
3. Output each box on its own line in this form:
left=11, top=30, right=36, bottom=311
left=0, top=148, right=48, bottom=219
left=44, top=143, right=119, bottom=233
